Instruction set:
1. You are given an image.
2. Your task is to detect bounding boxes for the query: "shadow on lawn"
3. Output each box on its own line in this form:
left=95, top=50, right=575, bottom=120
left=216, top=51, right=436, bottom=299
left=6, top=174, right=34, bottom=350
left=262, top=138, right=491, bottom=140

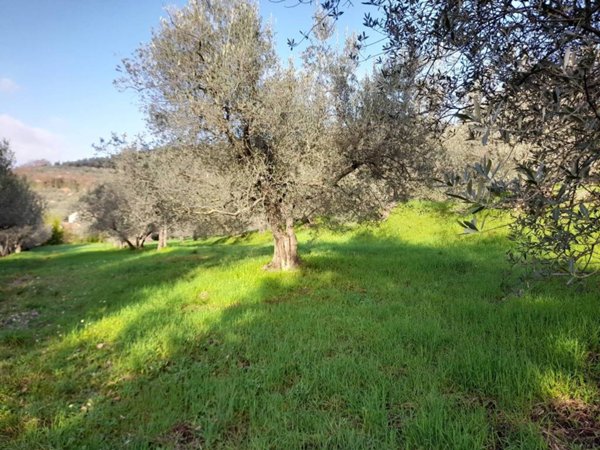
left=0, top=241, right=273, bottom=335
left=6, top=234, right=600, bottom=449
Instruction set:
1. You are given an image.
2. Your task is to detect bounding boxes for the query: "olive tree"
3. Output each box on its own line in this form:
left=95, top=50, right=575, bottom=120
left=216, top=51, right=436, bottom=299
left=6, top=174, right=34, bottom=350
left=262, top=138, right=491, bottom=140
left=91, top=135, right=176, bottom=249
left=310, top=0, right=600, bottom=280
left=92, top=136, right=251, bottom=249
left=114, top=147, right=178, bottom=250
left=386, top=0, right=600, bottom=280
left=0, top=139, right=45, bottom=256
left=80, top=182, right=155, bottom=250
left=118, top=0, right=434, bottom=270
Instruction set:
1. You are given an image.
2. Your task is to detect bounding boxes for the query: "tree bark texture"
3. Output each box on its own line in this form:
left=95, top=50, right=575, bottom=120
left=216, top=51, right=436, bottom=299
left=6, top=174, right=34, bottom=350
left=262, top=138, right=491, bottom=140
left=265, top=216, right=300, bottom=270
left=157, top=225, right=168, bottom=250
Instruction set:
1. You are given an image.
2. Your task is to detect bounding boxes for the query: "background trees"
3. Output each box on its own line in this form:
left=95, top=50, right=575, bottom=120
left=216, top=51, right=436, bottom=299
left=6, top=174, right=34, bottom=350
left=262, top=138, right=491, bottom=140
left=118, top=0, right=434, bottom=270
left=0, top=140, right=45, bottom=256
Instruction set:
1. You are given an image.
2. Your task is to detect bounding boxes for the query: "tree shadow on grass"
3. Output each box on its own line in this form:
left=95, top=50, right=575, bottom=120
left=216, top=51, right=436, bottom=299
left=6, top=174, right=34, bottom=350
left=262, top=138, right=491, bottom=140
left=0, top=240, right=277, bottom=445
left=0, top=241, right=274, bottom=336
left=4, top=234, right=599, bottom=449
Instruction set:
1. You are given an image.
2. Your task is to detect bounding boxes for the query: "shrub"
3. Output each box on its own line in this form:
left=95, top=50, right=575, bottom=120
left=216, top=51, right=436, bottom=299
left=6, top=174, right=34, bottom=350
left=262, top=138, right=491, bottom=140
left=46, top=218, right=64, bottom=245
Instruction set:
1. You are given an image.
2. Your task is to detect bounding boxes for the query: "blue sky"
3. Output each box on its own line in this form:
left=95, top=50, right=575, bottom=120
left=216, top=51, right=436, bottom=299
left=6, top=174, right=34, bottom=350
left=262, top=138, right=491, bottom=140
left=0, top=0, right=379, bottom=165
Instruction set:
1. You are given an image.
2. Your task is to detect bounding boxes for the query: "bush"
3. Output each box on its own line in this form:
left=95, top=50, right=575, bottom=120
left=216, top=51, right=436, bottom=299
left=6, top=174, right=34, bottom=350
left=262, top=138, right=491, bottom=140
left=46, top=219, right=64, bottom=245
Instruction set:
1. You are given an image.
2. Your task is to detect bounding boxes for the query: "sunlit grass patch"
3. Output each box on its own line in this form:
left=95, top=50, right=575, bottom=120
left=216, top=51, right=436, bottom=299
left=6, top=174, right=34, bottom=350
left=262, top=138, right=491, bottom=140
left=0, top=202, right=598, bottom=449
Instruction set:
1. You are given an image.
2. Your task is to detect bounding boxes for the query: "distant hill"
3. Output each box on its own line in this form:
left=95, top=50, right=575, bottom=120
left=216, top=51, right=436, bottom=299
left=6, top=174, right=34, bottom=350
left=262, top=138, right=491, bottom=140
left=14, top=165, right=111, bottom=227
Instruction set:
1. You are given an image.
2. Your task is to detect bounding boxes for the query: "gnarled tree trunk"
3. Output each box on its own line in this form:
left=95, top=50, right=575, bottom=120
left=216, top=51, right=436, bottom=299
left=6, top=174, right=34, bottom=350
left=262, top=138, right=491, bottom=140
left=265, top=216, right=299, bottom=270
left=135, top=229, right=153, bottom=249
left=122, top=238, right=136, bottom=250
left=157, top=225, right=168, bottom=250
left=0, top=239, right=8, bottom=257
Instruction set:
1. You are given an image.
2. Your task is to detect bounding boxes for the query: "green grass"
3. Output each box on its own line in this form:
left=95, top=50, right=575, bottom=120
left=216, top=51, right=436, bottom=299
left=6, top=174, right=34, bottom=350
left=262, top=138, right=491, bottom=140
left=1, top=202, right=598, bottom=449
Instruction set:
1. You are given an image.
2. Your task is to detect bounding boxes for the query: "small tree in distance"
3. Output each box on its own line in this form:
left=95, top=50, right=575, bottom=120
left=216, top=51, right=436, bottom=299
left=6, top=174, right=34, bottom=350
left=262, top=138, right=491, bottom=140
left=114, top=147, right=178, bottom=250
left=80, top=182, right=155, bottom=250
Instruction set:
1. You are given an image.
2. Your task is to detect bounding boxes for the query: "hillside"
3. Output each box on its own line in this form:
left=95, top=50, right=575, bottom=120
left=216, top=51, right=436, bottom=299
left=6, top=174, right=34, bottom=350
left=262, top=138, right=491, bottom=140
left=14, top=165, right=110, bottom=231
left=1, top=202, right=598, bottom=449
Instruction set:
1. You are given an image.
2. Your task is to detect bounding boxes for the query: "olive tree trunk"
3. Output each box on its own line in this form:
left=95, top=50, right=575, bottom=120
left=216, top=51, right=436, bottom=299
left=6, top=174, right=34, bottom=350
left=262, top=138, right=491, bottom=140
left=0, top=239, right=8, bottom=257
left=123, top=238, right=136, bottom=250
left=157, top=225, right=168, bottom=250
left=265, top=217, right=300, bottom=270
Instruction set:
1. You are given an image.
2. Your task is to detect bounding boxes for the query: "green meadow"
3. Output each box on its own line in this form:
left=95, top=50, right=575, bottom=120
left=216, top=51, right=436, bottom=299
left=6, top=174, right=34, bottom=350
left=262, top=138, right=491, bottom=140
left=1, top=202, right=598, bottom=449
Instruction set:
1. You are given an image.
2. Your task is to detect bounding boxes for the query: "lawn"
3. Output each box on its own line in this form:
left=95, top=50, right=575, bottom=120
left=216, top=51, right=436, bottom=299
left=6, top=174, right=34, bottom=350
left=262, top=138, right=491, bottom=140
left=1, top=202, right=598, bottom=449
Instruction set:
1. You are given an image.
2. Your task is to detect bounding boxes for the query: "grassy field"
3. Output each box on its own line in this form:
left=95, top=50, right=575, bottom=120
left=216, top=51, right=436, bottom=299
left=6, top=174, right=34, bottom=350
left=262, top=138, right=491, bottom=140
left=1, top=202, right=598, bottom=449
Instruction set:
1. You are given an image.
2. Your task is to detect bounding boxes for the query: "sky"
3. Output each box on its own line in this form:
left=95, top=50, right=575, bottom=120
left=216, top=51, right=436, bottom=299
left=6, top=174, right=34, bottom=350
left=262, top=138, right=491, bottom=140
left=0, top=0, right=379, bottom=165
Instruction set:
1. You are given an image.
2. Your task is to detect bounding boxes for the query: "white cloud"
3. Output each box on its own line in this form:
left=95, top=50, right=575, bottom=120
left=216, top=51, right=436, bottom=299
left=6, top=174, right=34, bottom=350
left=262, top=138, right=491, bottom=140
left=0, top=78, right=20, bottom=93
left=0, top=114, right=65, bottom=165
